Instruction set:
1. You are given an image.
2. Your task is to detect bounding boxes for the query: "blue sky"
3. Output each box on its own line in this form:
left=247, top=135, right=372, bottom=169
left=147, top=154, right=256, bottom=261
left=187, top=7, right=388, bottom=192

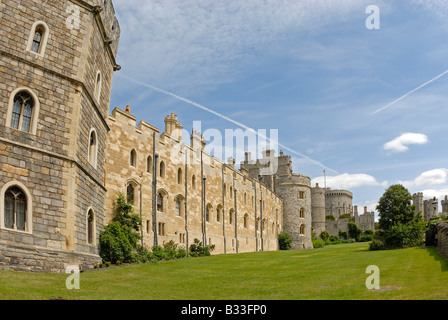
left=109, top=0, right=448, bottom=217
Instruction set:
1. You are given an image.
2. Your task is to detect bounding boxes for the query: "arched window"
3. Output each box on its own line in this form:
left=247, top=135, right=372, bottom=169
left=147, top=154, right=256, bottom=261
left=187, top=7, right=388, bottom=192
left=157, top=192, right=165, bottom=212
left=130, top=149, right=137, bottom=167
left=1, top=182, right=32, bottom=233
left=27, top=22, right=49, bottom=56
left=147, top=156, right=152, bottom=174
left=4, top=186, right=27, bottom=231
left=243, top=214, right=248, bottom=229
left=159, top=161, right=165, bottom=178
left=175, top=196, right=184, bottom=217
left=300, top=208, right=305, bottom=218
left=230, top=186, right=233, bottom=199
left=87, top=209, right=95, bottom=245
left=229, top=209, right=234, bottom=225
left=126, top=183, right=135, bottom=204
left=244, top=193, right=247, bottom=205
left=10, top=91, right=34, bottom=132
left=216, top=205, right=222, bottom=223
left=88, top=129, right=97, bottom=168
left=192, top=175, right=196, bottom=190
left=95, top=71, right=102, bottom=102
left=206, top=204, right=212, bottom=223
left=299, top=224, right=305, bottom=235
left=177, top=168, right=183, bottom=185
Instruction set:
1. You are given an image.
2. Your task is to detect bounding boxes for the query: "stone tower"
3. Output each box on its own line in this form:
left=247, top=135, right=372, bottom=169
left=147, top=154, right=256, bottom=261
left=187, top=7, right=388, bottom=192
left=311, top=183, right=326, bottom=237
left=241, top=150, right=313, bottom=250
left=442, top=196, right=448, bottom=215
left=413, top=192, right=424, bottom=216
left=0, top=0, right=120, bottom=272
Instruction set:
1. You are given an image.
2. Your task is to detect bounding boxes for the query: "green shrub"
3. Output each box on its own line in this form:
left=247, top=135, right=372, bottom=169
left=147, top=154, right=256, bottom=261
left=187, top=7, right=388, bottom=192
left=320, top=230, right=330, bottom=242
left=326, top=215, right=335, bottom=221
left=358, top=234, right=373, bottom=242
left=369, top=238, right=386, bottom=251
left=338, top=230, right=348, bottom=240
left=189, top=238, right=215, bottom=257
left=364, top=229, right=374, bottom=235
left=312, top=238, right=325, bottom=248
left=278, top=232, right=292, bottom=250
left=99, top=193, right=142, bottom=265
left=348, top=222, right=362, bottom=241
left=339, top=213, right=351, bottom=219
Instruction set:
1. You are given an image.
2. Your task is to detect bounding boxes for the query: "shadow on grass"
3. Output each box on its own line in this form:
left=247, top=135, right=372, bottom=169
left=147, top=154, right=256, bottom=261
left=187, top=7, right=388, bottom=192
left=424, top=246, right=448, bottom=272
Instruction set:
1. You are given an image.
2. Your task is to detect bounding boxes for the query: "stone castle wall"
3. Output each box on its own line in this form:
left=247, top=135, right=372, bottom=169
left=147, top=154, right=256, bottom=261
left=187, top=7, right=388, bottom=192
left=436, top=222, right=448, bottom=261
left=105, top=108, right=284, bottom=255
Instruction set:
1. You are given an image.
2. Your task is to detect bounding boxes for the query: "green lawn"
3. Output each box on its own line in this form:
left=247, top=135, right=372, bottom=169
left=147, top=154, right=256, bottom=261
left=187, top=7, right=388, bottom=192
left=0, top=242, right=447, bottom=300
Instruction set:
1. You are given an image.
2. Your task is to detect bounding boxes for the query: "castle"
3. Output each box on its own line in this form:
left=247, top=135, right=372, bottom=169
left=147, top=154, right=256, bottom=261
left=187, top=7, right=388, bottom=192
left=413, top=193, right=448, bottom=222
left=0, top=0, right=374, bottom=273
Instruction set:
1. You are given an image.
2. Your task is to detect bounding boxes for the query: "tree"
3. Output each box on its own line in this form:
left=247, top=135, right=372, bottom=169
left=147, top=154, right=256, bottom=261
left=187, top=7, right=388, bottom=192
left=377, top=184, right=415, bottom=231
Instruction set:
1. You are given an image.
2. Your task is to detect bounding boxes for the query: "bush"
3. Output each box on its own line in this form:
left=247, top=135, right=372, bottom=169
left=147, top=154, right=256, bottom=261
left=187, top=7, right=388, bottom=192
left=189, top=238, right=215, bottom=257
left=348, top=222, right=362, bottom=241
left=99, top=221, right=136, bottom=264
left=312, top=238, right=325, bottom=248
left=99, top=193, right=143, bottom=265
left=278, top=232, right=293, bottom=250
left=358, top=234, right=373, bottom=242
left=326, top=215, right=335, bottom=221
left=320, top=230, right=330, bottom=242
left=369, top=217, right=426, bottom=250
left=339, top=213, right=351, bottom=219
left=369, top=238, right=386, bottom=251
left=338, top=230, right=348, bottom=240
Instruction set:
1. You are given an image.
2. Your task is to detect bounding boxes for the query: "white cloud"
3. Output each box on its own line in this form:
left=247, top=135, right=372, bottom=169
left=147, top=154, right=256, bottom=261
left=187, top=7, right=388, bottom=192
left=312, top=173, right=387, bottom=190
left=399, top=168, right=448, bottom=188
left=383, top=133, right=428, bottom=153
left=112, top=0, right=385, bottom=93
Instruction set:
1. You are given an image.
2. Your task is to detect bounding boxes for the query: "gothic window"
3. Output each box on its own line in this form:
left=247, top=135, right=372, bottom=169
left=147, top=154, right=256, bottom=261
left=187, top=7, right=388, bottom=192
left=216, top=206, right=222, bottom=223
left=4, top=186, right=27, bottom=232
left=11, top=91, right=34, bottom=133
left=175, top=196, right=184, bottom=217
left=88, top=129, right=97, bottom=168
left=31, top=27, right=43, bottom=53
left=229, top=209, right=234, bottom=225
left=177, top=168, right=183, bottom=185
left=299, top=224, right=305, bottom=235
left=27, top=21, right=49, bottom=56
left=244, top=214, right=248, bottom=229
left=126, top=183, right=135, bottom=204
left=192, top=175, right=196, bottom=190
left=130, top=149, right=137, bottom=167
left=300, top=208, right=305, bottom=218
left=206, top=204, right=212, bottom=223
left=87, top=209, right=94, bottom=245
left=95, top=71, right=102, bottom=102
left=157, top=192, right=164, bottom=212
left=159, top=161, right=165, bottom=178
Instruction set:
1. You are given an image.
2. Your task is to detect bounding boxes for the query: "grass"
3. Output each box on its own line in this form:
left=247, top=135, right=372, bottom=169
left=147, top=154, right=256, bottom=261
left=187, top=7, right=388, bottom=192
left=0, top=242, right=447, bottom=300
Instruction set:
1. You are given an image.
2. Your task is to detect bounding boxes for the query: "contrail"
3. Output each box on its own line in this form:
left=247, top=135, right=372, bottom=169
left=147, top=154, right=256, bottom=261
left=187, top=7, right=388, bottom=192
left=370, top=69, right=448, bottom=115
left=118, top=73, right=339, bottom=174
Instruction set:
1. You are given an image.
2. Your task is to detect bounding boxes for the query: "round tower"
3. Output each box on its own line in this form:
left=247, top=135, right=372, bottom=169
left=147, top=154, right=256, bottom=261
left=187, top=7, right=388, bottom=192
left=311, top=183, right=326, bottom=238
left=275, top=174, right=313, bottom=250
